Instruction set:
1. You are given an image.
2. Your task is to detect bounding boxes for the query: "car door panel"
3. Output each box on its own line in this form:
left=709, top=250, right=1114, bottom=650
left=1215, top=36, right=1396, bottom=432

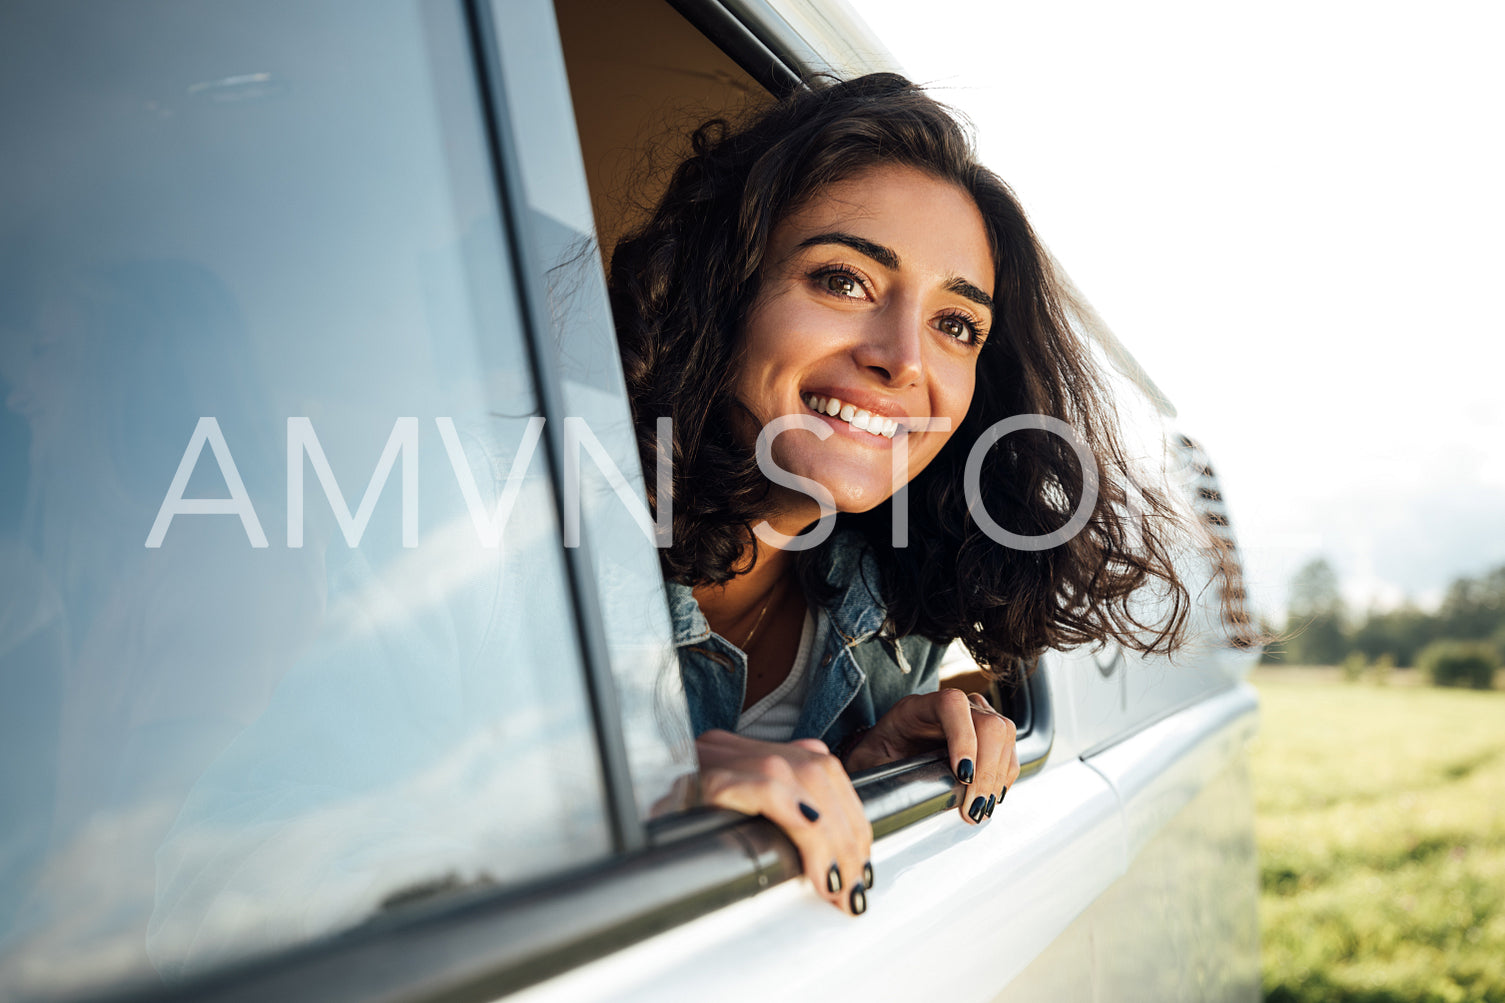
left=995, top=746, right=1260, bottom=1003
left=507, top=754, right=1126, bottom=1002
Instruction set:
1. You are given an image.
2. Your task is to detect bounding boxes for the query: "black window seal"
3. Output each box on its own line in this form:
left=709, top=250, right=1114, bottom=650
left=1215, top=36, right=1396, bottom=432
left=717, top=0, right=837, bottom=80
left=665, top=0, right=807, bottom=95
left=87, top=669, right=1051, bottom=1003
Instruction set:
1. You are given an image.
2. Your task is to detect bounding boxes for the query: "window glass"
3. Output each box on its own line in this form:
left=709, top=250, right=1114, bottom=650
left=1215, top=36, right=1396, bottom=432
left=485, top=0, right=697, bottom=818
left=0, top=1, right=610, bottom=996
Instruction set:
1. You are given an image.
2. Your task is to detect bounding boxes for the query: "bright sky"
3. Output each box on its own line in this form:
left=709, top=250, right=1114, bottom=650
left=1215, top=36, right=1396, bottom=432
left=850, top=0, right=1505, bottom=620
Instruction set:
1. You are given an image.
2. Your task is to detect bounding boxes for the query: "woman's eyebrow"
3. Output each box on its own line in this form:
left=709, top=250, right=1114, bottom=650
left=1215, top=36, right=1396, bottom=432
left=946, top=277, right=994, bottom=315
left=797, top=231, right=900, bottom=271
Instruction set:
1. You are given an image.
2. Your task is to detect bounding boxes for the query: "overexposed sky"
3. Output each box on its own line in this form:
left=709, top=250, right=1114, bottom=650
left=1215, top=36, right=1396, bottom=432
left=850, top=0, right=1505, bottom=620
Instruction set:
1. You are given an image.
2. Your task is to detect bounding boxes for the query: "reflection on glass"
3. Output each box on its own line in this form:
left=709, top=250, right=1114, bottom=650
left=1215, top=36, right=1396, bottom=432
left=490, top=5, right=697, bottom=818
left=0, top=0, right=610, bottom=996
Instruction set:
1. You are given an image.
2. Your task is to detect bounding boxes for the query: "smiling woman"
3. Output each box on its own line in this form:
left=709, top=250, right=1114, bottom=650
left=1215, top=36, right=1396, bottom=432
left=608, top=72, right=1205, bottom=917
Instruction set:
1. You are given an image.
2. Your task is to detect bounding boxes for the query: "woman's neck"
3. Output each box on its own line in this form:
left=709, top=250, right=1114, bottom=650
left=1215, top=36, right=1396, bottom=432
left=694, top=539, right=815, bottom=711
left=692, top=540, right=796, bottom=646
left=691, top=489, right=829, bottom=630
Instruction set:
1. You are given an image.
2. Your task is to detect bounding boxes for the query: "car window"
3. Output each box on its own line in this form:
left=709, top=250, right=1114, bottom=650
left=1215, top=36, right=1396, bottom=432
left=0, top=0, right=615, bottom=997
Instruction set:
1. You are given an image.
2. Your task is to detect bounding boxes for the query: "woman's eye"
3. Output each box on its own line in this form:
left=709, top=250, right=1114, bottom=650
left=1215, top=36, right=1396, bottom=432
left=818, top=270, right=864, bottom=298
left=938, top=315, right=977, bottom=343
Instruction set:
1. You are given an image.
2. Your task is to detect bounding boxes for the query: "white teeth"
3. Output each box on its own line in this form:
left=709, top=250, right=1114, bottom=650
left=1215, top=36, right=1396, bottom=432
left=804, top=394, right=899, bottom=437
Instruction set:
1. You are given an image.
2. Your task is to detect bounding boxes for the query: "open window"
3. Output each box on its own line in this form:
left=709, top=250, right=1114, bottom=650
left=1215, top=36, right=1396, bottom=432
left=554, top=0, right=770, bottom=262
left=550, top=0, right=1053, bottom=784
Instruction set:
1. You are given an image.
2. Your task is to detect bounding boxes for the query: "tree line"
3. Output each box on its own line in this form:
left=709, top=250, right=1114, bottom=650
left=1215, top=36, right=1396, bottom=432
left=1263, top=558, right=1505, bottom=671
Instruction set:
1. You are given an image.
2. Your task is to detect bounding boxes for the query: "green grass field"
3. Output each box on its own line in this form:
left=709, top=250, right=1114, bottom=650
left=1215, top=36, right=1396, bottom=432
left=1252, top=672, right=1505, bottom=1003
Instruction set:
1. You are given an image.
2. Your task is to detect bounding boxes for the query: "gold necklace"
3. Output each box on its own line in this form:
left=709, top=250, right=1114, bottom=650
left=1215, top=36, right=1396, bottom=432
left=738, top=597, right=773, bottom=652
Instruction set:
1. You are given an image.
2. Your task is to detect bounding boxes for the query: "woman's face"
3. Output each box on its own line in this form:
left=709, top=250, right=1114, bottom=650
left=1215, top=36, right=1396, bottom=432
left=735, top=163, right=994, bottom=519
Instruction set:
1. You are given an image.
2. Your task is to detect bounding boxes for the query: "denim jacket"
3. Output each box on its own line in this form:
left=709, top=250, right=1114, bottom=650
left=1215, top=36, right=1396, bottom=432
left=667, top=531, right=946, bottom=752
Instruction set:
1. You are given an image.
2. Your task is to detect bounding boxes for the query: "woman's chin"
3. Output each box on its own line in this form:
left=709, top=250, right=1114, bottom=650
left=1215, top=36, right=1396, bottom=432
left=763, top=476, right=893, bottom=526
left=814, top=480, right=895, bottom=517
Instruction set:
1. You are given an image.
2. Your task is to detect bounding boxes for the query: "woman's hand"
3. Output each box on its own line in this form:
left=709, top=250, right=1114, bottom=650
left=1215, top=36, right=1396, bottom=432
left=842, top=688, right=1019, bottom=825
left=694, top=730, right=872, bottom=916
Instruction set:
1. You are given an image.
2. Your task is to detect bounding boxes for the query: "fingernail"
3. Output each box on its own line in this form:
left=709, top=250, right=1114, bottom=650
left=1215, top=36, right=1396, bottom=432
left=849, top=882, right=867, bottom=915
left=968, top=796, right=987, bottom=823
left=999, top=785, right=1009, bottom=803
left=956, top=759, right=974, bottom=785
left=827, top=863, right=842, bottom=894
left=862, top=860, right=874, bottom=889
left=799, top=802, right=821, bottom=822
left=985, top=794, right=996, bottom=818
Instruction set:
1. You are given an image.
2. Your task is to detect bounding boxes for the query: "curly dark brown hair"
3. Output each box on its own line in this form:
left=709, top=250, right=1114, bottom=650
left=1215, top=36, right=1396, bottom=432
left=609, top=72, right=1206, bottom=677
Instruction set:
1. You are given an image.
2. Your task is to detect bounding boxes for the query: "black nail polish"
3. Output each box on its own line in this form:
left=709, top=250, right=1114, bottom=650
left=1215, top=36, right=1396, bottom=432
left=799, top=802, right=821, bottom=822
left=862, top=860, right=874, bottom=889
left=849, top=882, right=867, bottom=915
left=956, top=758, right=975, bottom=785
left=985, top=794, right=996, bottom=818
left=999, top=785, right=1009, bottom=803
left=827, top=863, right=842, bottom=894
left=968, top=796, right=987, bottom=822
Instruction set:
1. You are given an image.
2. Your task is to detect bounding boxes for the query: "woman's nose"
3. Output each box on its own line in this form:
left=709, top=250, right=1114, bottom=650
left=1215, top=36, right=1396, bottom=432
left=853, top=305, right=924, bottom=386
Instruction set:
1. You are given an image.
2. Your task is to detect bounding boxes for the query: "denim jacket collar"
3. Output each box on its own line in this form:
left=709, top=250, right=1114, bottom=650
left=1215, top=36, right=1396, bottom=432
left=667, top=530, right=911, bottom=741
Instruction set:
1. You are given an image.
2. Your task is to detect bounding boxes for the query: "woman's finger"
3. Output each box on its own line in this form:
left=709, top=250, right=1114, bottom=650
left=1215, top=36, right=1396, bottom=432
left=959, top=693, right=1016, bottom=823
left=789, top=737, right=830, bottom=756
left=700, top=767, right=849, bottom=911
left=1004, top=724, right=1021, bottom=791
left=921, top=688, right=987, bottom=824
left=695, top=735, right=871, bottom=914
left=788, top=745, right=871, bottom=911
left=968, top=707, right=1006, bottom=824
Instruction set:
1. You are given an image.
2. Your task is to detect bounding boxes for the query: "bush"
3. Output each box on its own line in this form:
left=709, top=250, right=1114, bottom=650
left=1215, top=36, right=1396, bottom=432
left=1372, top=653, right=1394, bottom=686
left=1418, top=640, right=1500, bottom=690
left=1340, top=651, right=1366, bottom=682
